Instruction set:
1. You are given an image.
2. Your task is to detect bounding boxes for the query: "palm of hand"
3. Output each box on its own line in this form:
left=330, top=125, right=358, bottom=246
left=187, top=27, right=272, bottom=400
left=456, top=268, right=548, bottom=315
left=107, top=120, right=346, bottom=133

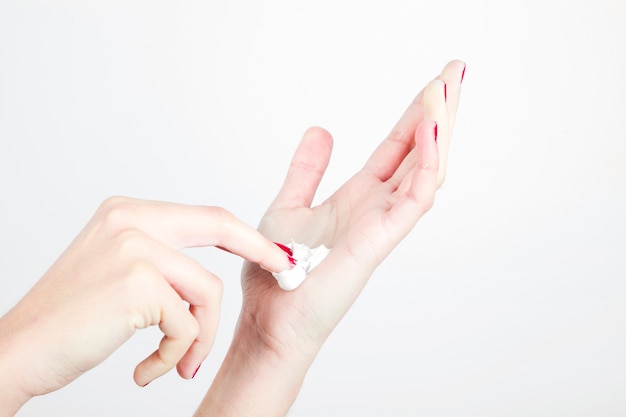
left=238, top=60, right=463, bottom=355
left=240, top=127, right=435, bottom=354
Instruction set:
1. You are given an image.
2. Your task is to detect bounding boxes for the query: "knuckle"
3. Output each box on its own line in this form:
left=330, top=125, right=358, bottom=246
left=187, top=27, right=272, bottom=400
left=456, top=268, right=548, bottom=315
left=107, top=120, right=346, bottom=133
left=194, top=273, right=223, bottom=310
left=115, top=229, right=150, bottom=255
left=386, top=128, right=410, bottom=145
left=408, top=188, right=436, bottom=213
left=121, top=260, right=160, bottom=311
left=153, top=349, right=175, bottom=372
left=172, top=309, right=201, bottom=345
left=200, top=205, right=233, bottom=220
left=126, top=259, right=158, bottom=285
left=416, top=161, right=438, bottom=185
left=185, top=317, right=201, bottom=340
left=98, top=196, right=131, bottom=214
left=96, top=196, right=135, bottom=232
left=208, top=277, right=224, bottom=301
left=199, top=206, right=236, bottom=236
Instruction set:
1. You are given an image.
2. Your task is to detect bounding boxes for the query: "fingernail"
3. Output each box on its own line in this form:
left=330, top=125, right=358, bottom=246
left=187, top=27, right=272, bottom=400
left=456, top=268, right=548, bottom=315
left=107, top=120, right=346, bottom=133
left=192, top=364, right=201, bottom=379
left=274, top=242, right=293, bottom=256
left=461, top=65, right=466, bottom=83
left=434, top=123, right=438, bottom=142
left=444, top=83, right=447, bottom=102
left=274, top=242, right=296, bottom=267
left=142, top=381, right=150, bottom=387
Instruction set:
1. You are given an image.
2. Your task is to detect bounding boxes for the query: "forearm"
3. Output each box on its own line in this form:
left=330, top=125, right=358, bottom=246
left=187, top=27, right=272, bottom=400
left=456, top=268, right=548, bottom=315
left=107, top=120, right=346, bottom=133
left=194, top=321, right=317, bottom=417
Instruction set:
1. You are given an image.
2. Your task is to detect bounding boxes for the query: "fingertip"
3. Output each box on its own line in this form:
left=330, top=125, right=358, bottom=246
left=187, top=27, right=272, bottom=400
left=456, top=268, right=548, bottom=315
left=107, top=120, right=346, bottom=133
left=260, top=241, right=294, bottom=273
left=424, top=78, right=446, bottom=106
left=299, top=126, right=334, bottom=166
left=269, top=126, right=334, bottom=210
left=176, top=359, right=203, bottom=380
left=174, top=334, right=214, bottom=380
left=441, top=59, right=466, bottom=82
left=134, top=363, right=152, bottom=388
left=192, top=363, right=201, bottom=379
left=274, top=241, right=297, bottom=266
left=303, top=126, right=333, bottom=146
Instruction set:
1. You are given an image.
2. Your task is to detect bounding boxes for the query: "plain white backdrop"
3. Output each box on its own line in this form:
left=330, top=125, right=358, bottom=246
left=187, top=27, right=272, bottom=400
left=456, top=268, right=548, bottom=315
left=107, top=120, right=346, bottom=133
left=1, top=1, right=625, bottom=416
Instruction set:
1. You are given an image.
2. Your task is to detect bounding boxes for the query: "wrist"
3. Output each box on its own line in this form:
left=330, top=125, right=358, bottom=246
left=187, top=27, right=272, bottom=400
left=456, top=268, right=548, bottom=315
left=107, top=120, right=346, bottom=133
left=0, top=311, right=35, bottom=417
left=194, top=314, right=317, bottom=417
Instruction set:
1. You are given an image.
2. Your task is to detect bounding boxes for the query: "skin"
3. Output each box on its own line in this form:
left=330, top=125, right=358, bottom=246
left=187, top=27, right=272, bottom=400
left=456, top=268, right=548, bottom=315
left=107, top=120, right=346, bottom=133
left=0, top=198, right=292, bottom=416
left=195, top=59, right=465, bottom=416
left=0, top=59, right=463, bottom=417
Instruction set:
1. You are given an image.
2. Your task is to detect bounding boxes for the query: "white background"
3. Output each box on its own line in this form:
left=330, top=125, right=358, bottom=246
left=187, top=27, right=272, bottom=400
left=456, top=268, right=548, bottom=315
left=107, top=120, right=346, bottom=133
left=1, top=1, right=625, bottom=416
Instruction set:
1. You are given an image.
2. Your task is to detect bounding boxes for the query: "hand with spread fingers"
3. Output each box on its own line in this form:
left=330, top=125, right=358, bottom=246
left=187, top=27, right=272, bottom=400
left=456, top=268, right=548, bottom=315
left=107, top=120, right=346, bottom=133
left=195, top=60, right=466, bottom=417
left=0, top=60, right=465, bottom=417
left=0, top=197, right=292, bottom=417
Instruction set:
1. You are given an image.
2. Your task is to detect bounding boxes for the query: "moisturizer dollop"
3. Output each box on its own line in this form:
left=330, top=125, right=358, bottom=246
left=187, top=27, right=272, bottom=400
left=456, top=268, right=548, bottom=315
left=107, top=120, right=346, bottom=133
left=272, top=241, right=330, bottom=291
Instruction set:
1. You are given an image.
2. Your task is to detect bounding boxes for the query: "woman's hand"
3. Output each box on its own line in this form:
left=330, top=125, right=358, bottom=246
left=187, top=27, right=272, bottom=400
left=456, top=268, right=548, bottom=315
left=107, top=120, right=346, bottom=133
left=196, top=60, right=465, bottom=417
left=0, top=197, right=291, bottom=416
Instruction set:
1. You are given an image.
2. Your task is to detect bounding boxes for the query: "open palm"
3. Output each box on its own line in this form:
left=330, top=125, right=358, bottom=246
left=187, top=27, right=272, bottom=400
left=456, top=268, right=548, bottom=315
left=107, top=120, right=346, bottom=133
left=239, top=60, right=465, bottom=358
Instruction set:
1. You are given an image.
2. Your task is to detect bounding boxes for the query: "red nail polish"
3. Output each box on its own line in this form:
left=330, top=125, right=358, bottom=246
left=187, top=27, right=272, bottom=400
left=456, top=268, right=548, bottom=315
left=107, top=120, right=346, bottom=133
left=192, top=364, right=201, bottom=379
left=275, top=242, right=296, bottom=266
left=461, top=65, right=466, bottom=83
left=274, top=242, right=293, bottom=256
left=142, top=382, right=150, bottom=387
left=444, top=83, right=447, bottom=101
left=434, top=123, right=438, bottom=142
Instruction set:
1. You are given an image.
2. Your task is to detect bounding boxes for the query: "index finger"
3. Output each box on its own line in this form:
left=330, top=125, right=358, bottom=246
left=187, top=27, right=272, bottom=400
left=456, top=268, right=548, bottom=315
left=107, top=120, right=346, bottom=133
left=92, top=197, right=291, bottom=273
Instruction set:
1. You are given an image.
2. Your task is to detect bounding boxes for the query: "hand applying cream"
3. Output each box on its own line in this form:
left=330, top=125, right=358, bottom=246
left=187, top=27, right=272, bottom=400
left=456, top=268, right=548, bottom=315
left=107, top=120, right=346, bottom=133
left=272, top=241, right=330, bottom=290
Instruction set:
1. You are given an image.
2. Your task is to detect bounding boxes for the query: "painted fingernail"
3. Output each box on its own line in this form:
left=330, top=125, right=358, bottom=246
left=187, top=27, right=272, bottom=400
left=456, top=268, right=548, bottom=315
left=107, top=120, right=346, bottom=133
left=434, top=123, right=438, bottom=142
left=274, top=242, right=292, bottom=256
left=142, top=381, right=150, bottom=387
left=274, top=242, right=296, bottom=266
left=461, top=65, right=466, bottom=83
left=192, top=364, right=201, bottom=379
left=444, top=83, right=447, bottom=102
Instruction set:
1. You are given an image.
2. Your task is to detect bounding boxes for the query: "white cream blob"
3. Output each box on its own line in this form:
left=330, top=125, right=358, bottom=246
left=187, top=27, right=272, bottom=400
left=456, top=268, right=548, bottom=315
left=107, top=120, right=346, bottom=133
left=272, top=241, right=331, bottom=291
